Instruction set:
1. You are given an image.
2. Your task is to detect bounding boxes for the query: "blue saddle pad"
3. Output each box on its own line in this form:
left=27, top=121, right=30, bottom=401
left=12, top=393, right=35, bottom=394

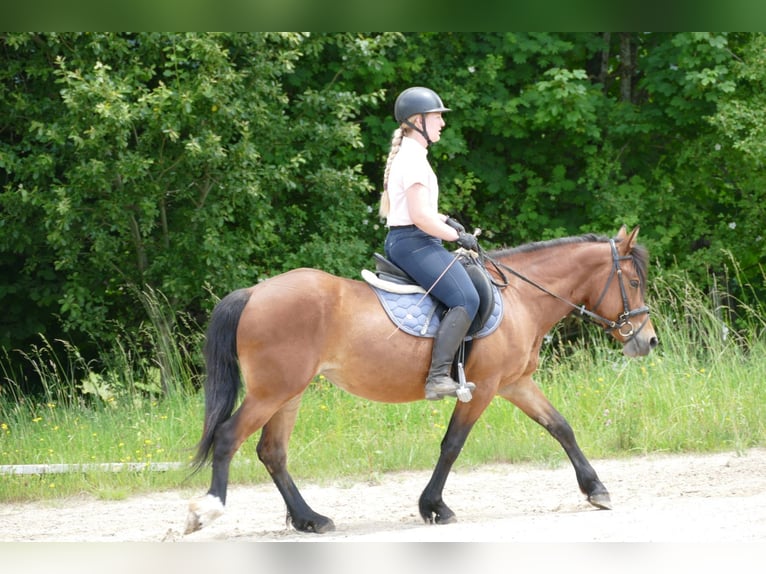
left=370, top=285, right=503, bottom=339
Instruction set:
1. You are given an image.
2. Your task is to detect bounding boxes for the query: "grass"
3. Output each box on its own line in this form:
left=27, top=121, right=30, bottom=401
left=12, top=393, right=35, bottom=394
left=1, top=267, right=765, bottom=502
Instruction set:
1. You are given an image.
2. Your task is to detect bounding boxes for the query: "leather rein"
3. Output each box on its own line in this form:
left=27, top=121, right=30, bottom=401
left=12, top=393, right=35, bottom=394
left=478, top=239, right=650, bottom=343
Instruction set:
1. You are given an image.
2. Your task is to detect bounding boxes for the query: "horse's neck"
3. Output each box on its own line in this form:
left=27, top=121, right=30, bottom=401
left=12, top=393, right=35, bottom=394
left=501, top=242, right=607, bottom=328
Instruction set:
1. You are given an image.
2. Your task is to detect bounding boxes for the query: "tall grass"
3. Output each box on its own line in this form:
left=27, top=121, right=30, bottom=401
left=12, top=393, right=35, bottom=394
left=1, top=267, right=765, bottom=502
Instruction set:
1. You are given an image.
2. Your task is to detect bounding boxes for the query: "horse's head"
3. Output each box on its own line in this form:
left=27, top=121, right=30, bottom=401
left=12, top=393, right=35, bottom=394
left=588, top=225, right=658, bottom=357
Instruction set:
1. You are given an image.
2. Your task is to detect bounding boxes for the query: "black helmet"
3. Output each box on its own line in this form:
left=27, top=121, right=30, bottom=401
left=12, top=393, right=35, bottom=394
left=394, top=87, right=451, bottom=124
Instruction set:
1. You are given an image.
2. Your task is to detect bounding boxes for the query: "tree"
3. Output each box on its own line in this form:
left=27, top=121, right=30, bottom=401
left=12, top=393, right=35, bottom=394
left=0, top=32, right=384, bottom=362
left=2, top=32, right=764, bottom=394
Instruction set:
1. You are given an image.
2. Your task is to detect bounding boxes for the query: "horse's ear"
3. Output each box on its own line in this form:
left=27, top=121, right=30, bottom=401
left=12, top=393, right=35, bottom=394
left=616, top=225, right=628, bottom=240
left=618, top=226, right=640, bottom=255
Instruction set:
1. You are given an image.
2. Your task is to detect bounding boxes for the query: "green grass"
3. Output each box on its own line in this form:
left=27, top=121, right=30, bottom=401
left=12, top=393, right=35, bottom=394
left=1, top=269, right=765, bottom=502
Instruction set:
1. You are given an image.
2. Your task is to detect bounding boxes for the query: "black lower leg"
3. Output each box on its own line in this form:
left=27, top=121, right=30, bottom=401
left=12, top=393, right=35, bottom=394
left=545, top=412, right=611, bottom=508
left=270, top=469, right=335, bottom=533
left=419, top=415, right=474, bottom=523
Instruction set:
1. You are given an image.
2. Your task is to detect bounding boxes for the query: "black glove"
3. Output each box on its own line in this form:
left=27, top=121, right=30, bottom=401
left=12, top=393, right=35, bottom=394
left=456, top=231, right=479, bottom=252
left=445, top=217, right=465, bottom=234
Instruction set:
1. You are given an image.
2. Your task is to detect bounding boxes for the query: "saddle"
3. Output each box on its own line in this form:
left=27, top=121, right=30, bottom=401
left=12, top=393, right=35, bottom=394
left=361, top=251, right=502, bottom=339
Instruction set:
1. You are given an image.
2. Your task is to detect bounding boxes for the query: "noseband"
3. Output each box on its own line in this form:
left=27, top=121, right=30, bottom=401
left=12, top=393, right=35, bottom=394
left=484, top=238, right=650, bottom=343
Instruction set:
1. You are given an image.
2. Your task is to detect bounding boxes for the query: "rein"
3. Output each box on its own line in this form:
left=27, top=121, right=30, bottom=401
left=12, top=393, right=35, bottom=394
left=480, top=239, right=650, bottom=343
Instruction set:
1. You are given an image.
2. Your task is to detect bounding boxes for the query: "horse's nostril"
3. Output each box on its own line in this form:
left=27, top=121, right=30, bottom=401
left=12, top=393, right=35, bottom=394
left=649, top=336, right=659, bottom=349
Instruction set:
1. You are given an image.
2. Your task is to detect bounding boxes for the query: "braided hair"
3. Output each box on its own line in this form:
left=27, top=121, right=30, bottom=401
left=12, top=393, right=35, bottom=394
left=379, top=126, right=405, bottom=219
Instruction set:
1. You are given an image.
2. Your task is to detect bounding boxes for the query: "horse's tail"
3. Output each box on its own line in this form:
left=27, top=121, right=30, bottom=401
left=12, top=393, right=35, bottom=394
left=191, top=287, right=252, bottom=471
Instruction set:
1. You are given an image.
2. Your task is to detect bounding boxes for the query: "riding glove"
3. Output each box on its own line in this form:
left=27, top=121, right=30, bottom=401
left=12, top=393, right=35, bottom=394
left=445, top=217, right=465, bottom=234
left=456, top=231, right=479, bottom=252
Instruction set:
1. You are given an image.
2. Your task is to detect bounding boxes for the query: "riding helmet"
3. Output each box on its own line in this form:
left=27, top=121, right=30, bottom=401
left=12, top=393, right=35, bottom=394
left=394, top=87, right=451, bottom=124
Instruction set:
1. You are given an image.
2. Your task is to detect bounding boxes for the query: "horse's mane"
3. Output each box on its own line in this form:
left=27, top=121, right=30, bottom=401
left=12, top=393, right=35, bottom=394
left=488, top=233, right=649, bottom=293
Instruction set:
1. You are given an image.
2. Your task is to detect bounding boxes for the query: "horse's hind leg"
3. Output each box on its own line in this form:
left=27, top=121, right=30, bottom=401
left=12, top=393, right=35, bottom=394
left=500, top=377, right=611, bottom=509
left=186, top=395, right=277, bottom=533
left=257, top=394, right=335, bottom=533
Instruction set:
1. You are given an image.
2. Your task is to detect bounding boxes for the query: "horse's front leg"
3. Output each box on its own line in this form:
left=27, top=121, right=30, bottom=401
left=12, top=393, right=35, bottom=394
left=419, top=398, right=490, bottom=524
left=499, top=377, right=611, bottom=509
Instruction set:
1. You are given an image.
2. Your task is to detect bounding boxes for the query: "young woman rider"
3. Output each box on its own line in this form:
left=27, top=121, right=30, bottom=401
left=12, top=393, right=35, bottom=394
left=379, top=86, right=480, bottom=400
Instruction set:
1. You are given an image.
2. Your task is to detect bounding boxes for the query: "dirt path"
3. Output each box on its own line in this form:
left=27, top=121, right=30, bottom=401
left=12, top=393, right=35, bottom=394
left=2, top=448, right=766, bottom=542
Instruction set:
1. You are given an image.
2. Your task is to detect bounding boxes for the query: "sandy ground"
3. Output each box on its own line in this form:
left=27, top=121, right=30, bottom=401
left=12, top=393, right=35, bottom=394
left=2, top=448, right=766, bottom=544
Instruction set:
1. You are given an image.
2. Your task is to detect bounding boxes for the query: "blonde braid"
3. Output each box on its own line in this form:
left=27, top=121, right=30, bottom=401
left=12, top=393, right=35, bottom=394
left=379, top=127, right=404, bottom=219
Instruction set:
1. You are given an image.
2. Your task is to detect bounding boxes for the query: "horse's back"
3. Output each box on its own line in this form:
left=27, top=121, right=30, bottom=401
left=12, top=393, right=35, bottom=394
left=235, top=267, right=436, bottom=402
left=239, top=268, right=344, bottom=328
left=237, top=267, right=387, bottom=345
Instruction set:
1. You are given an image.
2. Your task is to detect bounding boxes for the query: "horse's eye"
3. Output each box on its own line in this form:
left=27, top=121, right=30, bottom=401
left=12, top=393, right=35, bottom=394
left=630, top=279, right=639, bottom=288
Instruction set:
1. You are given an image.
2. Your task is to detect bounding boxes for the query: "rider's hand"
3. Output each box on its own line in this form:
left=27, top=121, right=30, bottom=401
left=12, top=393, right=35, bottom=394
left=456, top=231, right=479, bottom=252
left=445, top=217, right=465, bottom=234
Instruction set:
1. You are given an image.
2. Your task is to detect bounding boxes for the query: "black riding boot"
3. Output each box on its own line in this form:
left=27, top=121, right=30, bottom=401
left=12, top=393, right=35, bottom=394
left=424, top=306, right=475, bottom=400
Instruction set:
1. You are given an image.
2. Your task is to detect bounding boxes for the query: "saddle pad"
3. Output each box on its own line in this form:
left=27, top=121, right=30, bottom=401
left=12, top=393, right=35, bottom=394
left=368, top=283, right=503, bottom=340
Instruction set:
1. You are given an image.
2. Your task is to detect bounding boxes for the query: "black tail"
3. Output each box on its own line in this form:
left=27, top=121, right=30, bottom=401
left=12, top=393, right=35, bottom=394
left=191, top=288, right=252, bottom=470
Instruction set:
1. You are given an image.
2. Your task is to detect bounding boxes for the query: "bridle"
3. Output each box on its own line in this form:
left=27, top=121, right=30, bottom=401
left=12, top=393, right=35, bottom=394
left=480, top=238, right=650, bottom=343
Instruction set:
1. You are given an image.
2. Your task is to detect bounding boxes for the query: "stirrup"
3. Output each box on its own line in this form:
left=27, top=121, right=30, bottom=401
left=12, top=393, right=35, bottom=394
left=455, top=362, right=474, bottom=403
left=424, top=364, right=475, bottom=402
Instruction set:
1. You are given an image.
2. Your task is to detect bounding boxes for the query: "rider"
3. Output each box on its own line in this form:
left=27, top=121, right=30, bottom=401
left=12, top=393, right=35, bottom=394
left=379, top=86, right=480, bottom=400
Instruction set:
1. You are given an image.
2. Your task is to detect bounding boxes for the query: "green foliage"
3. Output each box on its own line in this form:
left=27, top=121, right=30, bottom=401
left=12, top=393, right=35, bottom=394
left=2, top=32, right=766, bottom=395
left=1, top=33, right=385, bottom=379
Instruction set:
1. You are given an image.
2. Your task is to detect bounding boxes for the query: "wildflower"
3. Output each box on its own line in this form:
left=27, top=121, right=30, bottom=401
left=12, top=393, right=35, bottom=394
left=32, top=417, right=42, bottom=423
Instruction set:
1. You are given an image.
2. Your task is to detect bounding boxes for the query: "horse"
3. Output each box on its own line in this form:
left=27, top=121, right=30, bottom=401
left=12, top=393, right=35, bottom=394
left=185, top=225, right=658, bottom=535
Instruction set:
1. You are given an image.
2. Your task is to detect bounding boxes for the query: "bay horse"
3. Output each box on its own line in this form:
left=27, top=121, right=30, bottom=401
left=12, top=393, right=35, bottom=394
left=185, top=225, right=657, bottom=535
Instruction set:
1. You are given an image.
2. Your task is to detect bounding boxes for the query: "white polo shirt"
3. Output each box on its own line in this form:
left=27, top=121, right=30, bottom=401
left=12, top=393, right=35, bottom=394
left=385, top=136, right=439, bottom=227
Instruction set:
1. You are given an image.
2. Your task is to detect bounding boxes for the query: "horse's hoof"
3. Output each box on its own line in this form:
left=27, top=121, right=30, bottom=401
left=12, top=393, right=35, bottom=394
left=435, top=511, right=457, bottom=525
left=290, top=511, right=336, bottom=534
left=312, top=517, right=336, bottom=533
left=421, top=504, right=457, bottom=525
left=298, top=519, right=335, bottom=534
left=185, top=494, right=225, bottom=534
left=587, top=492, right=612, bottom=510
